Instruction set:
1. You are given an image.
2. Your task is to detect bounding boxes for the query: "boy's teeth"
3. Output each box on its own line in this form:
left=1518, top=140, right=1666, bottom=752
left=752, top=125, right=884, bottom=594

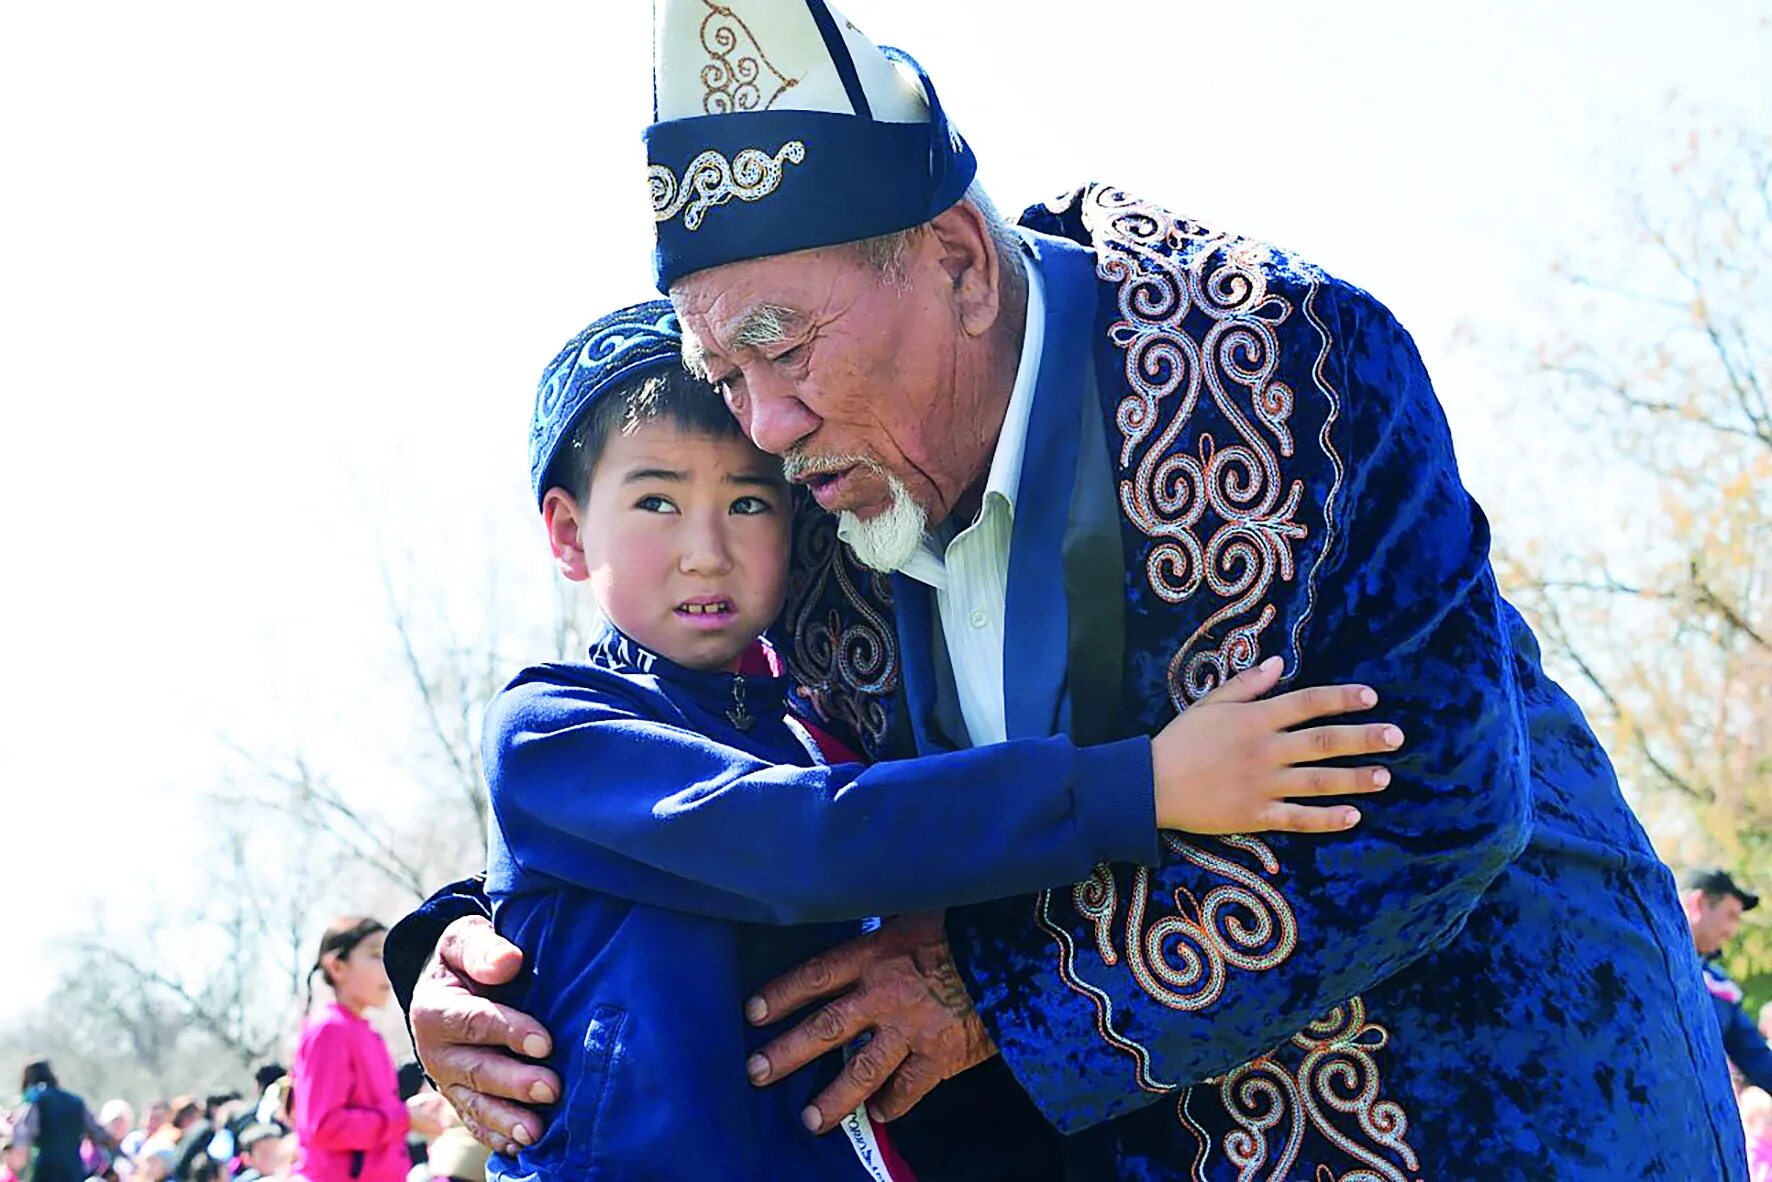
left=683, top=602, right=729, bottom=614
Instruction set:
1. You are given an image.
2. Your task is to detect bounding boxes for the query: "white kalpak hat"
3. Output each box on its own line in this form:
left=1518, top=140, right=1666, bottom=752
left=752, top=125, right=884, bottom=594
left=645, top=0, right=977, bottom=290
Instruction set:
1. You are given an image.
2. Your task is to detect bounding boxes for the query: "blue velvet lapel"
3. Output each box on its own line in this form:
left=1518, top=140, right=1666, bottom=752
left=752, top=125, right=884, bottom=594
left=890, top=568, right=954, bottom=753
left=891, top=231, right=1100, bottom=752
left=1002, top=231, right=1099, bottom=741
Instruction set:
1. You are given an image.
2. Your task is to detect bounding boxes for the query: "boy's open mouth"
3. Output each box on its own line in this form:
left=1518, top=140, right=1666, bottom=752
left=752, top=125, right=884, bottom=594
left=676, top=598, right=734, bottom=617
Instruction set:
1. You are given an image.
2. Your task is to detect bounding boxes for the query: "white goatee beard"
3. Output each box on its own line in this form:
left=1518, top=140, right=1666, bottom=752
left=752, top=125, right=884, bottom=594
left=837, top=468, right=928, bottom=573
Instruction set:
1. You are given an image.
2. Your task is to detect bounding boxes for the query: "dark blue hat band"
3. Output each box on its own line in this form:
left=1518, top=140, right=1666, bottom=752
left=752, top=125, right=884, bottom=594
left=528, top=301, right=683, bottom=506
left=647, top=50, right=977, bottom=290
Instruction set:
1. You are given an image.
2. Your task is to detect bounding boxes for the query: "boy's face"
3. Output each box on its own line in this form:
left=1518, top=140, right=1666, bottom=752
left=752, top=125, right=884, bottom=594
left=547, top=420, right=790, bottom=671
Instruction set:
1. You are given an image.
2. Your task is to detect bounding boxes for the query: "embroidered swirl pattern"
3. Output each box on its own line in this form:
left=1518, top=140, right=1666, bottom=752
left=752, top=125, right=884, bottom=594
left=530, top=309, right=680, bottom=464
left=1028, top=186, right=1406, bottom=1175
left=1040, top=833, right=1298, bottom=1095
left=650, top=141, right=806, bottom=232
left=1215, top=998, right=1421, bottom=1182
left=1083, top=185, right=1325, bottom=709
left=697, top=0, right=797, bottom=114
left=783, top=505, right=897, bottom=756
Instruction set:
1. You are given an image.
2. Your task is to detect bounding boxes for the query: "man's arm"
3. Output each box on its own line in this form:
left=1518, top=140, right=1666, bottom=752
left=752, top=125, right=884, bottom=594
left=387, top=889, right=557, bottom=1157
left=385, top=876, right=491, bottom=1020
left=489, top=677, right=1158, bottom=925
left=931, top=286, right=1532, bottom=1131
left=746, top=280, right=1533, bottom=1133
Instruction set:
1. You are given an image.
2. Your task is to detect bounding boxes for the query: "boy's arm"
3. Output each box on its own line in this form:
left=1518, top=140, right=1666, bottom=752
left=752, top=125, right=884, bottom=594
left=489, top=679, right=1158, bottom=926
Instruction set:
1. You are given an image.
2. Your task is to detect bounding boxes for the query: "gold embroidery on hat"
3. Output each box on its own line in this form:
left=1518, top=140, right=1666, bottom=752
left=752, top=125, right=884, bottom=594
left=649, top=141, right=807, bottom=231
left=699, top=1, right=798, bottom=114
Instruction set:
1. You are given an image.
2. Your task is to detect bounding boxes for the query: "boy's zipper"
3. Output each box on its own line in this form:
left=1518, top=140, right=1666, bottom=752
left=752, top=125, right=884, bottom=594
left=726, top=673, right=753, bottom=731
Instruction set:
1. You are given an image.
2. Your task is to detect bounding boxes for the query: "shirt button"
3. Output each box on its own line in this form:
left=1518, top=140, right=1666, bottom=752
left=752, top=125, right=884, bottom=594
left=969, top=609, right=988, bottom=629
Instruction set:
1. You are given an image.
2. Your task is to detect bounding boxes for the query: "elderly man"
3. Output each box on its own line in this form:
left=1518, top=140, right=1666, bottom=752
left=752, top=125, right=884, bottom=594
left=387, top=1, right=1744, bottom=1177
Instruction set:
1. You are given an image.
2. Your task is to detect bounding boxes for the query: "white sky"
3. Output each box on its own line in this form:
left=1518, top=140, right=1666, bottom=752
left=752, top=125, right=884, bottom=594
left=1, top=1, right=1766, bottom=1019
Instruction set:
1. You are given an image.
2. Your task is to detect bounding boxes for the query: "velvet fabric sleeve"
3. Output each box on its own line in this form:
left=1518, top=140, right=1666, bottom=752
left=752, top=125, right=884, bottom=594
left=384, top=874, right=492, bottom=1059
left=943, top=282, right=1534, bottom=1133
left=485, top=675, right=1158, bottom=926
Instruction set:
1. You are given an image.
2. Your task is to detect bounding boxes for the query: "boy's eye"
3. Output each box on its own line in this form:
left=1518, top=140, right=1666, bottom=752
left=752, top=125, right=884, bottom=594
left=731, top=495, right=775, bottom=516
left=636, top=494, right=679, bottom=514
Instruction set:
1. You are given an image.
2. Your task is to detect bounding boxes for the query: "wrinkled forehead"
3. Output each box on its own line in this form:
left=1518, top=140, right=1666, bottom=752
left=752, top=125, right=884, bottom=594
left=673, top=246, right=866, bottom=358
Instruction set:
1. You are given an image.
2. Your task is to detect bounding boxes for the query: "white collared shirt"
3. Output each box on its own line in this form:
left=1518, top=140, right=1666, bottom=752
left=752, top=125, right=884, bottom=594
left=840, top=252, right=1044, bottom=746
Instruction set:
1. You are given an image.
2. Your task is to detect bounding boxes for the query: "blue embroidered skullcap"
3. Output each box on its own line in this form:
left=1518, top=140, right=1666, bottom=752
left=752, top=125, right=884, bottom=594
left=646, top=0, right=977, bottom=290
left=528, top=300, right=682, bottom=506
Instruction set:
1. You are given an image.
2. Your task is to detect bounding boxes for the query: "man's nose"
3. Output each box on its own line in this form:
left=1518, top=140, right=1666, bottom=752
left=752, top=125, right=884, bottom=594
left=746, top=377, right=821, bottom=457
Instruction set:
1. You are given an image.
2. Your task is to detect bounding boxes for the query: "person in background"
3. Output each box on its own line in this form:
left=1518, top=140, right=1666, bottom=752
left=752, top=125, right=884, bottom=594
left=0, top=1133, right=27, bottom=1182
left=139, top=1100, right=197, bottom=1161
left=171, top=1093, right=241, bottom=1181
left=121, top=1101, right=168, bottom=1161
left=1686, top=867, right=1772, bottom=1094
left=85, top=1099, right=133, bottom=1178
left=96, top=1102, right=133, bottom=1151
left=231, top=1125, right=292, bottom=1182
left=1742, top=1087, right=1772, bottom=1182
left=290, top=918, right=419, bottom=1182
left=8, top=1060, right=118, bottom=1182
left=136, top=1147, right=177, bottom=1182
left=230, top=1066, right=290, bottom=1142
left=418, top=1128, right=486, bottom=1182
left=392, top=1064, right=445, bottom=1173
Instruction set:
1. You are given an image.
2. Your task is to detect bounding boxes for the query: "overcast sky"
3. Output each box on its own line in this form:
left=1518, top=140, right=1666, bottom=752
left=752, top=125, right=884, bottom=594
left=2, top=1, right=1767, bottom=1021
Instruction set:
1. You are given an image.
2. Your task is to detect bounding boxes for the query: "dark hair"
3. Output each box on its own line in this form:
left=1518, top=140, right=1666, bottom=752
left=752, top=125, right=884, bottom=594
left=305, top=916, right=386, bottom=1009
left=543, top=366, right=743, bottom=504
left=254, top=1063, right=287, bottom=1091
left=396, top=1060, right=428, bottom=1101
left=21, top=1059, right=56, bottom=1092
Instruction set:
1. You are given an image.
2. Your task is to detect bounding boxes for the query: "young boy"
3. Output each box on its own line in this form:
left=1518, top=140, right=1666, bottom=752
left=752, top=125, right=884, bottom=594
left=485, top=301, right=1399, bottom=1181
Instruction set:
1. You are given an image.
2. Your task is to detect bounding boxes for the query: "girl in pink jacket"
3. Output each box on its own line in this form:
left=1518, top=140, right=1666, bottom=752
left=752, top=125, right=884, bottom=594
left=292, top=918, right=411, bottom=1182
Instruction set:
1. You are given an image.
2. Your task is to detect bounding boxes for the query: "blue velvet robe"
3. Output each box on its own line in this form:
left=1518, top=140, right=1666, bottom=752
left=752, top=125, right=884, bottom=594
left=773, top=185, right=1745, bottom=1180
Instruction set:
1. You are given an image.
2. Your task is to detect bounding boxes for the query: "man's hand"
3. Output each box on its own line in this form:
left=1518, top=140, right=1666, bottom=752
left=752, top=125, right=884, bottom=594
left=743, top=912, right=996, bottom=1134
left=410, top=915, right=559, bottom=1155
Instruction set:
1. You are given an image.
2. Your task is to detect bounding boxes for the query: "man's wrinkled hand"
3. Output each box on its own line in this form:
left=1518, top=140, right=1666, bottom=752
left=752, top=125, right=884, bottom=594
left=410, top=915, right=559, bottom=1155
left=743, top=911, right=997, bottom=1134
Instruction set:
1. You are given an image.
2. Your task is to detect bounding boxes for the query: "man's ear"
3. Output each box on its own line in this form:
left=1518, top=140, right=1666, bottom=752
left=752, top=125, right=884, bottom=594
left=542, top=488, right=591, bottom=582
left=927, top=199, right=1003, bottom=338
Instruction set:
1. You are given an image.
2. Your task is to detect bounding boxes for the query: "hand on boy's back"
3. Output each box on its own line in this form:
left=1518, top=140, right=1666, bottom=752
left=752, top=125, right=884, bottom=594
left=742, top=911, right=997, bottom=1136
left=410, top=916, right=559, bottom=1155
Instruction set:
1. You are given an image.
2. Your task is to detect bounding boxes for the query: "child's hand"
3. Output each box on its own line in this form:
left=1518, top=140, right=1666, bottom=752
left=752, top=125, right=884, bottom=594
left=1151, top=656, right=1402, bottom=835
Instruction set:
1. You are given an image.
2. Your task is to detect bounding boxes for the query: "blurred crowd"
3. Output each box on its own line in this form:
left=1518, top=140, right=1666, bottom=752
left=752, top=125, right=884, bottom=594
left=0, top=1059, right=483, bottom=1182
left=3, top=913, right=484, bottom=1182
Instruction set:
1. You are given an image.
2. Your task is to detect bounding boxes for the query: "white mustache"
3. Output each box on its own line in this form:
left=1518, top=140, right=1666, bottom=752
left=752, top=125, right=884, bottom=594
left=781, top=451, right=874, bottom=481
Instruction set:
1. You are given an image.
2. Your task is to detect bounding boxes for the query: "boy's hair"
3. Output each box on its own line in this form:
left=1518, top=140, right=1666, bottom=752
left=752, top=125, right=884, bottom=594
left=543, top=366, right=742, bottom=504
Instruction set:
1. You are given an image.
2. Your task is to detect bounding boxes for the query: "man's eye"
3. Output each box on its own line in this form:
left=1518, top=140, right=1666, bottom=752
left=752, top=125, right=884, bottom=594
left=636, top=495, right=679, bottom=513
left=731, top=496, right=775, bottom=516
left=716, top=377, right=747, bottom=413
left=773, top=342, right=809, bottom=366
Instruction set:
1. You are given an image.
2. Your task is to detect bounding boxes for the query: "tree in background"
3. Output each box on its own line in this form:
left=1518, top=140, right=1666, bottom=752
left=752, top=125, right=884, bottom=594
left=1, top=561, right=584, bottom=1105
left=1503, top=114, right=1771, bottom=990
